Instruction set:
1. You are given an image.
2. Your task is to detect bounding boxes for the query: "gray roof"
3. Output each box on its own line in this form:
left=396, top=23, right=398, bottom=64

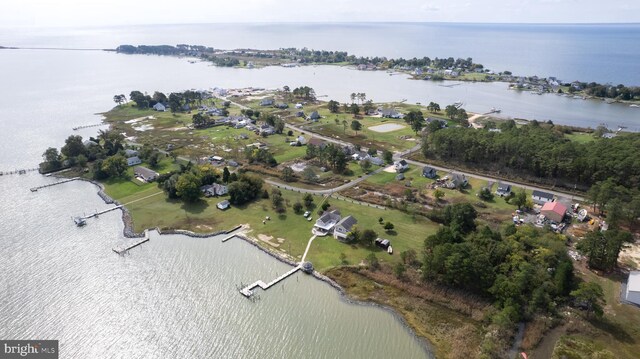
left=309, top=111, right=320, bottom=119
left=337, top=215, right=358, bottom=232
left=319, top=209, right=341, bottom=224
left=496, top=182, right=511, bottom=191
left=532, top=190, right=554, bottom=200
left=134, top=166, right=158, bottom=178
left=381, top=108, right=399, bottom=117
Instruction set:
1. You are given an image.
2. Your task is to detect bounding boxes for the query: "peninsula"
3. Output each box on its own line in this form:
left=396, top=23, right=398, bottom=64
left=41, top=86, right=640, bottom=359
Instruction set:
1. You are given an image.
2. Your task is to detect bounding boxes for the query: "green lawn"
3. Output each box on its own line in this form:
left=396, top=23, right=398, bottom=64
left=105, top=177, right=440, bottom=271
left=565, top=132, right=596, bottom=144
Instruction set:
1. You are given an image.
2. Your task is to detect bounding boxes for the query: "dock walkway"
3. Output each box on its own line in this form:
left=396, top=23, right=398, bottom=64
left=1, top=168, right=39, bottom=176
left=239, top=265, right=302, bottom=297
left=113, top=230, right=150, bottom=254
left=30, top=177, right=79, bottom=192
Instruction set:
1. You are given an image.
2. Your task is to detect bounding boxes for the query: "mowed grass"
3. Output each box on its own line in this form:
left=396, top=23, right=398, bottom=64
left=565, top=132, right=596, bottom=144
left=106, top=180, right=440, bottom=271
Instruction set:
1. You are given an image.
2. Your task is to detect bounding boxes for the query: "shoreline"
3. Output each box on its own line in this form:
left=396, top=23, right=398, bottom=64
left=76, top=175, right=436, bottom=357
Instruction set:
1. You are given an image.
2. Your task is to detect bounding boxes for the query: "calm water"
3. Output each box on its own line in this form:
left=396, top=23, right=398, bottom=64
left=0, top=30, right=434, bottom=358
left=1, top=23, right=639, bottom=358
left=2, top=22, right=639, bottom=85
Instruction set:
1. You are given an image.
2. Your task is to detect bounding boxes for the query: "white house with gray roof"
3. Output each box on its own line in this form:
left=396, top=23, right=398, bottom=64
left=333, top=215, right=358, bottom=241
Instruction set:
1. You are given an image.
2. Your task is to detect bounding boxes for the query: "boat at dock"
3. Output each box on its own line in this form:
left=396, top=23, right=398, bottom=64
left=73, top=217, right=86, bottom=227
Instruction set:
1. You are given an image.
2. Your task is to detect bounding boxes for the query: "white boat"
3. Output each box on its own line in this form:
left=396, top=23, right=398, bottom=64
left=577, top=209, right=588, bottom=222
left=630, top=104, right=640, bottom=108
left=73, top=217, right=86, bottom=227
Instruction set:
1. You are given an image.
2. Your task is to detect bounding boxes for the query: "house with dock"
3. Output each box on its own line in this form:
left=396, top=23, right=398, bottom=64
left=333, top=216, right=358, bottom=241
left=313, top=209, right=341, bottom=236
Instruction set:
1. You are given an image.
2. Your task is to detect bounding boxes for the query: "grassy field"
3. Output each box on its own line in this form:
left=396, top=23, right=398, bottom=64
left=565, top=132, right=597, bottom=144
left=105, top=177, right=439, bottom=271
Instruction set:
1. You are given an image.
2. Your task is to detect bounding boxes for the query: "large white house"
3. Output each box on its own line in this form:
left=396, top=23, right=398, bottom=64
left=625, top=271, right=640, bottom=306
left=313, top=210, right=341, bottom=236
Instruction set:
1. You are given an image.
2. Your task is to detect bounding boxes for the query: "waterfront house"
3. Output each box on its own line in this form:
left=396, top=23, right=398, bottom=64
left=351, top=151, right=370, bottom=162
left=153, top=103, right=166, bottom=112
left=380, top=108, right=402, bottom=119
left=495, top=182, right=512, bottom=196
left=369, top=157, right=384, bottom=166
left=124, top=149, right=139, bottom=158
left=624, top=271, right=640, bottom=306
left=394, top=160, right=409, bottom=173
left=260, top=98, right=274, bottom=106
left=532, top=190, right=554, bottom=205
left=334, top=215, right=358, bottom=241
left=127, top=156, right=142, bottom=166
left=134, top=166, right=159, bottom=182
left=422, top=166, right=437, bottom=179
left=313, top=209, right=342, bottom=236
left=216, top=200, right=230, bottom=210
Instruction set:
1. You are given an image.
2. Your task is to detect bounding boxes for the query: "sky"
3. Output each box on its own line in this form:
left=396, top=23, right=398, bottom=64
left=1, top=0, right=638, bottom=28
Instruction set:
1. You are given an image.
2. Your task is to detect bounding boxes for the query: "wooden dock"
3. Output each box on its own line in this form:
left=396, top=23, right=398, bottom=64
left=72, top=123, right=106, bottom=131
left=113, top=230, right=150, bottom=255
left=30, top=177, right=79, bottom=192
left=239, top=265, right=302, bottom=297
left=1, top=168, right=39, bottom=176
left=80, top=205, right=123, bottom=220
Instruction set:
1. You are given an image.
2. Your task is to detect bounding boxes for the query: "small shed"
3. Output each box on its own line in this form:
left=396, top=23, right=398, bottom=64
left=624, top=271, right=640, bottom=306
left=375, top=238, right=391, bottom=249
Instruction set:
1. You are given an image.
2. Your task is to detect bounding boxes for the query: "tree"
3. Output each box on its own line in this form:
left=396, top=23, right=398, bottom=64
left=97, top=129, right=124, bottom=156
left=384, top=221, right=395, bottom=232
left=404, top=110, right=425, bottom=134
left=302, top=167, right=317, bottom=183
left=427, top=101, right=441, bottom=113
left=342, top=119, right=348, bottom=134
left=152, top=91, right=167, bottom=104
left=400, top=249, right=418, bottom=267
left=433, top=189, right=444, bottom=201
left=366, top=253, right=380, bottom=270
left=361, top=229, right=378, bottom=246
left=443, top=203, right=477, bottom=234
left=168, top=93, right=182, bottom=113
left=363, top=100, right=374, bottom=114
left=148, top=151, right=162, bottom=168
left=101, top=155, right=128, bottom=178
left=383, top=150, right=393, bottom=164
left=359, top=159, right=372, bottom=173
left=321, top=201, right=331, bottom=211
left=129, top=90, right=150, bottom=108
left=61, top=135, right=86, bottom=158
left=281, top=166, right=295, bottom=182
left=303, top=193, right=314, bottom=209
left=394, top=262, right=407, bottom=279
left=512, top=189, right=528, bottom=209
left=350, top=92, right=356, bottom=103
left=274, top=118, right=285, bottom=134
left=570, top=281, right=605, bottom=317
left=271, top=188, right=285, bottom=213
left=349, top=103, right=360, bottom=115
left=192, top=113, right=208, bottom=128
left=328, top=100, right=340, bottom=113
left=293, top=201, right=303, bottom=214
left=577, top=229, right=633, bottom=271
left=175, top=173, right=202, bottom=202
left=228, top=174, right=264, bottom=205
left=162, top=174, right=180, bottom=198
left=445, top=105, right=458, bottom=120
left=350, top=120, right=362, bottom=135
left=40, top=147, right=63, bottom=172
left=478, top=187, right=494, bottom=201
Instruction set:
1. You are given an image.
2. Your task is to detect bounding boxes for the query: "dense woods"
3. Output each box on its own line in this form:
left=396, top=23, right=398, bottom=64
left=422, top=121, right=640, bottom=189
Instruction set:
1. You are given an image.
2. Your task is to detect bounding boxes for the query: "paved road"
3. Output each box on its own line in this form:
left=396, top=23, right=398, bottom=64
left=265, top=166, right=387, bottom=195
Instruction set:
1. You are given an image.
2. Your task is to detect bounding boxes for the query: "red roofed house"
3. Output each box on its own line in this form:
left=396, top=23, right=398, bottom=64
left=541, top=202, right=568, bottom=223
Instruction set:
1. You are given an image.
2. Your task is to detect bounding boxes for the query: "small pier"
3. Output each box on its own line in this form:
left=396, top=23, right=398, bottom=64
left=30, top=177, right=79, bottom=192
left=73, top=204, right=123, bottom=225
left=113, top=230, right=150, bottom=255
left=72, top=123, right=106, bottom=131
left=239, top=265, right=302, bottom=298
left=1, top=168, right=39, bottom=176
